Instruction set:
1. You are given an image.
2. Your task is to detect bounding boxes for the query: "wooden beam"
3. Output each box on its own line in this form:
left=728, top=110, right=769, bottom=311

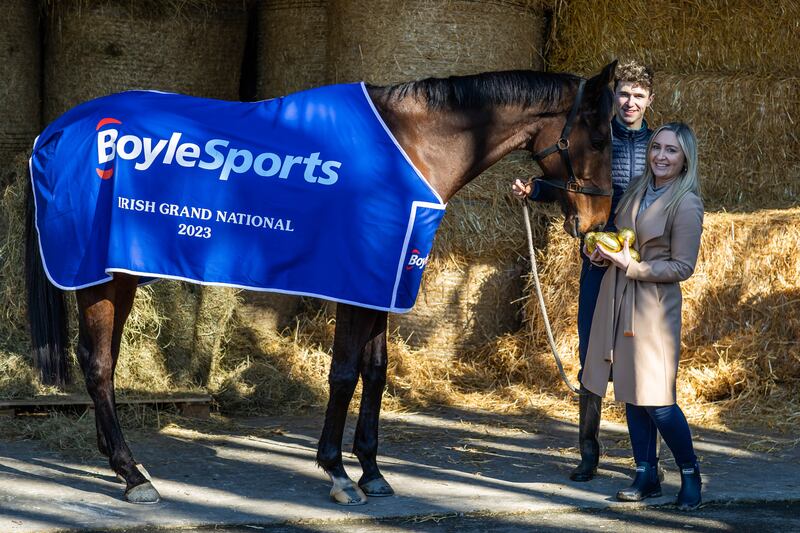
left=0, top=394, right=213, bottom=418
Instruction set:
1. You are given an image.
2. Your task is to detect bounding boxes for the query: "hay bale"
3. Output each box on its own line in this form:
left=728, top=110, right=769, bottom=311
left=43, top=0, right=248, bottom=122
left=548, top=0, right=800, bottom=76
left=327, top=0, right=549, bottom=85
left=238, top=0, right=318, bottom=338
left=210, top=308, right=331, bottom=414
left=650, top=74, right=799, bottom=210
left=434, top=153, right=549, bottom=260
left=190, top=285, right=239, bottom=386
left=0, top=154, right=239, bottom=397
left=390, top=258, right=526, bottom=358
left=114, top=285, right=175, bottom=392
left=255, top=0, right=329, bottom=98
left=680, top=210, right=800, bottom=389
left=237, top=292, right=302, bottom=335
left=397, top=154, right=552, bottom=359
left=0, top=156, right=37, bottom=357
left=0, top=0, right=41, bottom=171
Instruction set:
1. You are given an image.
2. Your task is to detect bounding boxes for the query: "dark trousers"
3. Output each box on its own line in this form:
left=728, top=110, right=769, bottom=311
left=577, top=256, right=607, bottom=380
left=626, top=403, right=697, bottom=466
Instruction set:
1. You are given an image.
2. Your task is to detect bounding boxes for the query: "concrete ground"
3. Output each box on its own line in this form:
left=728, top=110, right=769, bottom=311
left=0, top=407, right=798, bottom=532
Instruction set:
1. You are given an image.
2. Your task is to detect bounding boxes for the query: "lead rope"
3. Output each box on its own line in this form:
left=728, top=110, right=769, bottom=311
left=522, top=201, right=583, bottom=395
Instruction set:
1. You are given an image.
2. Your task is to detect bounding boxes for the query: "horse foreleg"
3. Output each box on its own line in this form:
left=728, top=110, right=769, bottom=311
left=352, top=314, right=394, bottom=497
left=316, top=304, right=378, bottom=505
left=77, top=275, right=159, bottom=504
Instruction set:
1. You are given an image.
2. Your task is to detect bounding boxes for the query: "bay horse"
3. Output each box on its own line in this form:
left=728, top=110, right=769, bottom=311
left=25, top=61, right=616, bottom=505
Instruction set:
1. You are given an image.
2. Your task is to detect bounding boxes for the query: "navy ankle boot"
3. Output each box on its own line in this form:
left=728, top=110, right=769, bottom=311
left=676, top=462, right=702, bottom=511
left=616, top=461, right=662, bottom=501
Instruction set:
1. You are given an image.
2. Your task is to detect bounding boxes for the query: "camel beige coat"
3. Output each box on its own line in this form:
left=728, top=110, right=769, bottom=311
left=581, top=182, right=704, bottom=406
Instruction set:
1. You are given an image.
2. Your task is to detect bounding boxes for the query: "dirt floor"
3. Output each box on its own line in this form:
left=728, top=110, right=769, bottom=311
left=1, top=406, right=798, bottom=532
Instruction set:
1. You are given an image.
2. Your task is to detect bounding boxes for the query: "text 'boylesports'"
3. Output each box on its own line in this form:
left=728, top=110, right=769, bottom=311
left=97, top=123, right=342, bottom=184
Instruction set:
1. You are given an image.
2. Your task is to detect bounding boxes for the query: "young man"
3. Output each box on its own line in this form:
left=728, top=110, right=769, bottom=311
left=513, top=60, right=654, bottom=481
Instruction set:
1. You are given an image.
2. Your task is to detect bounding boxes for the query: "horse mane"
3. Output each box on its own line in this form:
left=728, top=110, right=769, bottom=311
left=373, top=70, right=581, bottom=112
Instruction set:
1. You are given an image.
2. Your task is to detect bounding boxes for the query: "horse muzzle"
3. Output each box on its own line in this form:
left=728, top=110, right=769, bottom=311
left=564, top=216, right=580, bottom=238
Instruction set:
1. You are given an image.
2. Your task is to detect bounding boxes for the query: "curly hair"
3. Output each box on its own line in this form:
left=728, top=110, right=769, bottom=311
left=614, top=60, right=654, bottom=93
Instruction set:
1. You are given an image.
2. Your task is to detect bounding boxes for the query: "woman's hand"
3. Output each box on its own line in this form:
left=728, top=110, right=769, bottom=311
left=512, top=178, right=532, bottom=198
left=596, top=239, right=632, bottom=270
left=582, top=243, right=609, bottom=267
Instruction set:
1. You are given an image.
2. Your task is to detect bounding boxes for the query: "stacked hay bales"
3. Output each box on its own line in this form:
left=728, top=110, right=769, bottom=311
left=255, top=0, right=329, bottom=98
left=649, top=74, right=799, bottom=209
left=0, top=1, right=41, bottom=177
left=547, top=0, right=800, bottom=209
left=0, top=1, right=249, bottom=398
left=326, top=0, right=548, bottom=85
left=43, top=0, right=248, bottom=122
left=322, top=0, right=551, bottom=356
left=8, top=0, right=794, bottom=432
left=548, top=0, right=800, bottom=76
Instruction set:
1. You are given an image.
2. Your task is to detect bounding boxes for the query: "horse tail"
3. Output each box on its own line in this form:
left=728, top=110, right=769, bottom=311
left=25, top=180, right=70, bottom=386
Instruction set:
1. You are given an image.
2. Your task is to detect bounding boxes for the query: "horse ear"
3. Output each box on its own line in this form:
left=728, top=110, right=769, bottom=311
left=586, top=60, right=618, bottom=97
left=582, top=60, right=617, bottom=128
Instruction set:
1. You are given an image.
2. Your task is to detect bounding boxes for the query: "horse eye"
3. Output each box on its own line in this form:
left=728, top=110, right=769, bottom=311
left=590, top=136, right=608, bottom=151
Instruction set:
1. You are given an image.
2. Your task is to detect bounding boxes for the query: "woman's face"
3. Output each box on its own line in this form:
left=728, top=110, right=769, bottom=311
left=649, top=130, right=686, bottom=183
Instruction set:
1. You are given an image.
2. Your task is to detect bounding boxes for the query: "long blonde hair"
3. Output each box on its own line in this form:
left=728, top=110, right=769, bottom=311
left=616, top=122, right=702, bottom=219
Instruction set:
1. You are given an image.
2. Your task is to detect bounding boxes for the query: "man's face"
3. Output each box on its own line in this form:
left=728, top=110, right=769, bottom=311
left=614, top=81, right=653, bottom=129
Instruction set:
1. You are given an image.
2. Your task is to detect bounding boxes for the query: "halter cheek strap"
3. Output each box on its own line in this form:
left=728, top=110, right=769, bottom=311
left=531, top=79, right=612, bottom=198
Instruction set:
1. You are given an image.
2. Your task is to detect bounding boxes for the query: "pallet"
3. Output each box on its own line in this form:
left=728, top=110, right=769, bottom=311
left=0, top=393, right=213, bottom=418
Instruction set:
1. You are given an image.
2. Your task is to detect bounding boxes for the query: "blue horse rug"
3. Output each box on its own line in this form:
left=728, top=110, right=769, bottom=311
left=29, top=83, right=446, bottom=312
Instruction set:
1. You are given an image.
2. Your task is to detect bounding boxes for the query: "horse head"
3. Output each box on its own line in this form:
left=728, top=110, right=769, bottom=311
left=529, top=61, right=617, bottom=238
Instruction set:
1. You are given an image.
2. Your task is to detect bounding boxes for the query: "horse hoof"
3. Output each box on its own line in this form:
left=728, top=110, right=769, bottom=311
left=359, top=477, right=394, bottom=497
left=330, top=479, right=367, bottom=505
left=116, top=464, right=150, bottom=483
left=125, top=481, right=161, bottom=504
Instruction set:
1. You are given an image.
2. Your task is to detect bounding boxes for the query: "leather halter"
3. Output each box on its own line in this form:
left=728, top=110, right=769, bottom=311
left=531, top=80, right=611, bottom=197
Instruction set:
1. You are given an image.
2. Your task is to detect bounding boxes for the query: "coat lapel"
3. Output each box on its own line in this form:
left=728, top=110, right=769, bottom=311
left=635, top=180, right=677, bottom=247
left=615, top=189, right=641, bottom=234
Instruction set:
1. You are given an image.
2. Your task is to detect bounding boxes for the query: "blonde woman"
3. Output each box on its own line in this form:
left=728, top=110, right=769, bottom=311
left=582, top=122, right=704, bottom=511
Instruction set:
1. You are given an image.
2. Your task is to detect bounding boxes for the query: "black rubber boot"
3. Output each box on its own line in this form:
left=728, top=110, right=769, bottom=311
left=676, top=462, right=702, bottom=511
left=569, top=389, right=602, bottom=482
left=616, top=461, right=662, bottom=501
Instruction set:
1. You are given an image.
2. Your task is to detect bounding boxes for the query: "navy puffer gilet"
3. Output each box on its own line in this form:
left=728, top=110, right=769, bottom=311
left=607, top=117, right=652, bottom=229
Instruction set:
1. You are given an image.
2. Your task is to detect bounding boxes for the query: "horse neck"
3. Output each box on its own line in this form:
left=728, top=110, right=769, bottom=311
left=369, top=88, right=564, bottom=202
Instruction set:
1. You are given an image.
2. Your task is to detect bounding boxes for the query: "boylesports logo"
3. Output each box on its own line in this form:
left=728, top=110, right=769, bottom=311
left=405, top=249, right=429, bottom=270
left=95, top=118, right=122, bottom=179
left=95, top=117, right=342, bottom=184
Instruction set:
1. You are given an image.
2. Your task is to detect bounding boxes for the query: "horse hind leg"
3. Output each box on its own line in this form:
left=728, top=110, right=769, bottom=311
left=76, top=274, right=159, bottom=504
left=79, top=308, right=149, bottom=483
left=316, top=304, right=380, bottom=505
left=75, top=334, right=112, bottom=459
left=352, top=314, right=394, bottom=497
